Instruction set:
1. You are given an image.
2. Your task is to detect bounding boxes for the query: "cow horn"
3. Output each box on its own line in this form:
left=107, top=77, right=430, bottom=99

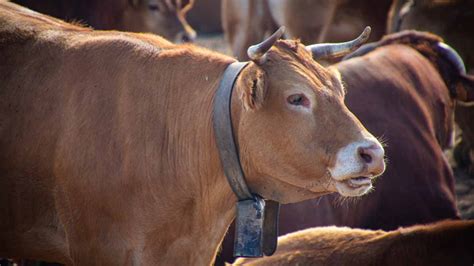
left=342, top=41, right=380, bottom=61
left=247, top=27, right=285, bottom=64
left=436, top=42, right=466, bottom=74
left=307, top=26, right=372, bottom=60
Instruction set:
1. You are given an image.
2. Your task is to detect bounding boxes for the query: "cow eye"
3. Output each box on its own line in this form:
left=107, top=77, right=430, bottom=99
left=287, top=94, right=310, bottom=107
left=148, top=4, right=159, bottom=11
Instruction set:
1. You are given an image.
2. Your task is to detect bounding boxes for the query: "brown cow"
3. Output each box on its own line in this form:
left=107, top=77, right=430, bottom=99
left=11, top=0, right=197, bottom=42
left=218, top=31, right=474, bottom=263
left=278, top=31, right=473, bottom=231
left=387, top=0, right=474, bottom=175
left=235, top=220, right=474, bottom=266
left=222, top=0, right=392, bottom=61
left=0, top=2, right=385, bottom=264
left=387, top=0, right=474, bottom=69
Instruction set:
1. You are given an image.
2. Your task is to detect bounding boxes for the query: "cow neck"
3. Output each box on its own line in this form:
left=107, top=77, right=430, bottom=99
left=213, top=61, right=280, bottom=258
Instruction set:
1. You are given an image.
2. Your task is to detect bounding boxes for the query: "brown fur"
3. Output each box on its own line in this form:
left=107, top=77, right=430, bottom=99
left=221, top=0, right=392, bottom=61
left=218, top=32, right=467, bottom=263
left=11, top=0, right=196, bottom=42
left=235, top=220, right=474, bottom=266
left=387, top=0, right=474, bottom=175
left=0, top=2, right=382, bottom=264
left=370, top=31, right=463, bottom=99
left=277, top=32, right=474, bottom=230
left=387, top=0, right=474, bottom=70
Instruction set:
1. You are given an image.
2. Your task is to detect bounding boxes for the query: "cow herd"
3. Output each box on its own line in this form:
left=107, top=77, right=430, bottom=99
left=0, top=0, right=473, bottom=265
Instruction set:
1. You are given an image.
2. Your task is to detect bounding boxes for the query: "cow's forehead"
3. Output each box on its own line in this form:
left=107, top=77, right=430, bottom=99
left=263, top=40, right=339, bottom=92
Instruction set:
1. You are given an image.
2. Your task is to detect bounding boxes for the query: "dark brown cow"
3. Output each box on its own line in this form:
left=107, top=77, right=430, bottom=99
left=222, top=0, right=392, bottom=60
left=218, top=31, right=474, bottom=263
left=387, top=0, right=474, bottom=175
left=235, top=220, right=474, bottom=266
left=11, top=0, right=197, bottom=42
left=0, top=2, right=385, bottom=264
left=387, top=0, right=474, bottom=69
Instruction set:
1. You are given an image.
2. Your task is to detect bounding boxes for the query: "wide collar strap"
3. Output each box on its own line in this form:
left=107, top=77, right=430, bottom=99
left=213, top=61, right=280, bottom=258
left=213, top=61, right=252, bottom=200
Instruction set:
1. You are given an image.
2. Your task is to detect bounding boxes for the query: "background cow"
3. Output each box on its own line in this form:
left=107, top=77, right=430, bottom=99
left=0, top=2, right=384, bottom=264
left=218, top=30, right=474, bottom=263
left=10, top=0, right=197, bottom=42
left=235, top=220, right=474, bottom=266
left=387, top=0, right=474, bottom=176
left=221, top=0, right=392, bottom=60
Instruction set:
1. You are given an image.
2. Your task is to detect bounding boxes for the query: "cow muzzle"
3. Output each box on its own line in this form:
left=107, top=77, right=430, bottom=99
left=329, top=139, right=385, bottom=197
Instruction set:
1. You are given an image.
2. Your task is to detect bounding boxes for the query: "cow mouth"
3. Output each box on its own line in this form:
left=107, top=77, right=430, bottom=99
left=332, top=176, right=373, bottom=196
left=344, top=176, right=372, bottom=188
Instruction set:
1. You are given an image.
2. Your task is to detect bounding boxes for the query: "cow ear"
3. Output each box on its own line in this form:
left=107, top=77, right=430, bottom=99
left=455, top=74, right=474, bottom=103
left=236, top=66, right=267, bottom=110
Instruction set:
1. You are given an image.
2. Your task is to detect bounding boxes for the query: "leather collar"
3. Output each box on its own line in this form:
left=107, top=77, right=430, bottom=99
left=213, top=61, right=279, bottom=258
left=212, top=61, right=252, bottom=200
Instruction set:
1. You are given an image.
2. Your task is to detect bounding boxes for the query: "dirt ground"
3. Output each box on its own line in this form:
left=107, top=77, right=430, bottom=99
left=195, top=33, right=474, bottom=220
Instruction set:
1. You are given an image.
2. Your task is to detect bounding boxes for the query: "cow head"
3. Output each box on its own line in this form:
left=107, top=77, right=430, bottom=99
left=233, top=28, right=385, bottom=203
left=443, top=44, right=474, bottom=175
left=441, top=42, right=474, bottom=103
left=124, top=0, right=196, bottom=42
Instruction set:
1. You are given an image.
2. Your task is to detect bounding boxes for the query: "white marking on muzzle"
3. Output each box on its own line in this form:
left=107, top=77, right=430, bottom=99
left=329, top=138, right=384, bottom=181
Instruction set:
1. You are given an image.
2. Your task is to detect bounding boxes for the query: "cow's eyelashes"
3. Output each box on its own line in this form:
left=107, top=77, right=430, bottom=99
left=287, top=94, right=310, bottom=108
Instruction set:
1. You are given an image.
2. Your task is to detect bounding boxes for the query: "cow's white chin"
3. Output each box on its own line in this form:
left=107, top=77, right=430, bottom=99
left=333, top=176, right=373, bottom=197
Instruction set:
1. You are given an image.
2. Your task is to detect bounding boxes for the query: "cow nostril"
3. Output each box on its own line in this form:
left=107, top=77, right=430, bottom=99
left=358, top=147, right=373, bottom=164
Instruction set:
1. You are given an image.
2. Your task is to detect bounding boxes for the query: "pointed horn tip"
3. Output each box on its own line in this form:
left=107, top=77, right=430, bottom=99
left=361, top=26, right=371, bottom=41
left=247, top=45, right=263, bottom=60
left=277, top=26, right=286, bottom=36
left=247, top=27, right=286, bottom=61
left=268, top=26, right=285, bottom=41
left=436, top=42, right=466, bottom=74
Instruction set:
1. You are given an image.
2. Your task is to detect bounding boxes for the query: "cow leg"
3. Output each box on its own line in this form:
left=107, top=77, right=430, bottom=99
left=222, top=0, right=275, bottom=60
left=222, top=0, right=249, bottom=60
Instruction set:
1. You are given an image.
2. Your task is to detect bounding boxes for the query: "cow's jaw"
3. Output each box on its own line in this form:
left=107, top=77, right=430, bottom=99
left=329, top=138, right=385, bottom=197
